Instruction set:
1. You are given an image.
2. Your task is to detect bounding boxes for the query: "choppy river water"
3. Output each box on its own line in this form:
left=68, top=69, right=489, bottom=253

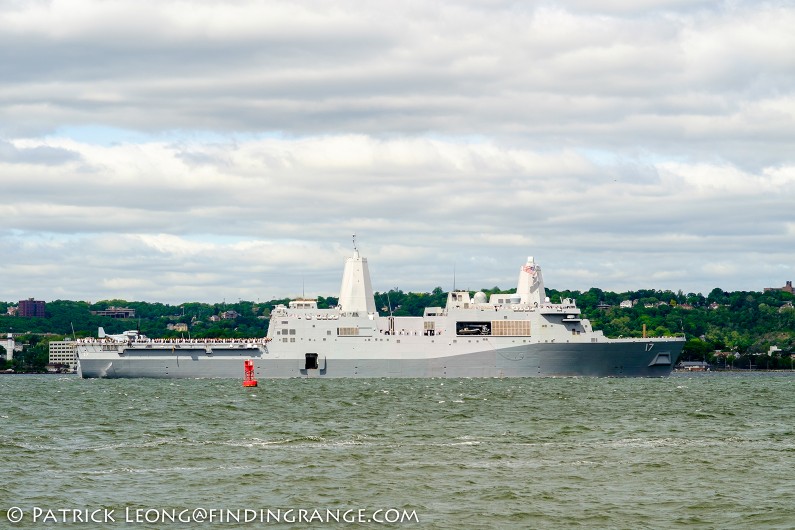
left=1, top=372, right=793, bottom=528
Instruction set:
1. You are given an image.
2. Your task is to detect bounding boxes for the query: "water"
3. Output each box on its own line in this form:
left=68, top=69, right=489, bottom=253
left=1, top=373, right=794, bottom=528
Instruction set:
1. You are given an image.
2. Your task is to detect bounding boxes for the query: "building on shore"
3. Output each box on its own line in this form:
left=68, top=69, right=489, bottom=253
left=18, top=298, right=46, bottom=317
left=48, top=340, right=77, bottom=371
left=764, top=281, right=793, bottom=294
left=90, top=306, right=136, bottom=319
left=1, top=334, right=15, bottom=362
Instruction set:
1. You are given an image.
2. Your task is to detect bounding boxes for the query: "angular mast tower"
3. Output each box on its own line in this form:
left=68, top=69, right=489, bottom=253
left=337, top=235, right=377, bottom=315
left=516, top=256, right=547, bottom=307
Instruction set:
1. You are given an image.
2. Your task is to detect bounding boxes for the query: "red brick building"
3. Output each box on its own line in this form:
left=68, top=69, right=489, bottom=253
left=18, top=298, right=46, bottom=317
left=764, top=281, right=793, bottom=294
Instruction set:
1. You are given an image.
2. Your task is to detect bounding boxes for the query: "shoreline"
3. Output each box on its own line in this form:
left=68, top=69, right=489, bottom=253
left=0, top=371, right=77, bottom=376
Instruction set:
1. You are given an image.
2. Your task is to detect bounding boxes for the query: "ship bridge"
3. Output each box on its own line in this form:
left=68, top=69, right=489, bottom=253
left=289, top=299, right=318, bottom=310
left=446, top=291, right=473, bottom=310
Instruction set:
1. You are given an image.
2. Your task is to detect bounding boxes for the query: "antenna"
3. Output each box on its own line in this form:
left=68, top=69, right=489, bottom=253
left=453, top=263, right=456, bottom=292
left=352, top=233, right=358, bottom=253
left=386, top=290, right=395, bottom=335
left=70, top=322, right=76, bottom=341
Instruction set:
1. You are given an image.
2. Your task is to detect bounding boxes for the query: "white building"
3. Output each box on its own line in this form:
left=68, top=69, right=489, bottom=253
left=1, top=333, right=15, bottom=361
left=48, top=340, right=77, bottom=371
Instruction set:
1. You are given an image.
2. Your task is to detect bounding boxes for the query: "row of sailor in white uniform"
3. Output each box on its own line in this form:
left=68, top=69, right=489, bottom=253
left=77, top=337, right=271, bottom=344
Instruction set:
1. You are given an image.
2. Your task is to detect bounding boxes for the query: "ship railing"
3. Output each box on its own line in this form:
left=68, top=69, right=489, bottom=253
left=612, top=334, right=687, bottom=341
left=526, top=305, right=574, bottom=312
left=80, top=337, right=272, bottom=344
left=465, top=303, right=580, bottom=313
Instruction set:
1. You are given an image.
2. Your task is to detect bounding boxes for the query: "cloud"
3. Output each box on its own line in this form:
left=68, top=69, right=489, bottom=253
left=1, top=134, right=792, bottom=302
left=0, top=140, right=81, bottom=165
left=0, top=0, right=793, bottom=303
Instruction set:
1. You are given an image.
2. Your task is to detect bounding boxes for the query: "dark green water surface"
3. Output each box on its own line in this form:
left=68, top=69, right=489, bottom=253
left=1, top=373, right=793, bottom=528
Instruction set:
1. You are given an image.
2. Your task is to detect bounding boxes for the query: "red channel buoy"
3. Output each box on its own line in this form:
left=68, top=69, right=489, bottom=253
left=243, top=359, right=258, bottom=387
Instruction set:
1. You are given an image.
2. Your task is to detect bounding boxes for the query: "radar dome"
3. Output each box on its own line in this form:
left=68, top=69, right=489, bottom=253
left=473, top=291, right=487, bottom=304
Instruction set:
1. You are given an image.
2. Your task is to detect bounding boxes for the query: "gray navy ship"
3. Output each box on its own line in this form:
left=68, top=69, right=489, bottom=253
left=77, top=243, right=684, bottom=379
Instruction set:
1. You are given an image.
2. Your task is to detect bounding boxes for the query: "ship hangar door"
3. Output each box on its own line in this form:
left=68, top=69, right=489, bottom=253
left=305, top=353, right=319, bottom=370
left=301, top=353, right=326, bottom=375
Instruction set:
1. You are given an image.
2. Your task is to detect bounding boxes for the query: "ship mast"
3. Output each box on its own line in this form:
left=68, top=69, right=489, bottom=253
left=338, top=234, right=376, bottom=315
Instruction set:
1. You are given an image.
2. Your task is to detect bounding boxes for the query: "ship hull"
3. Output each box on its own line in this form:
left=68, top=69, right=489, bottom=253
left=77, top=339, right=683, bottom=379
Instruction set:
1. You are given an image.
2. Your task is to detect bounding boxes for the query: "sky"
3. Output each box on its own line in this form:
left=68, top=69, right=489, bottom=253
left=1, top=0, right=794, bottom=305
